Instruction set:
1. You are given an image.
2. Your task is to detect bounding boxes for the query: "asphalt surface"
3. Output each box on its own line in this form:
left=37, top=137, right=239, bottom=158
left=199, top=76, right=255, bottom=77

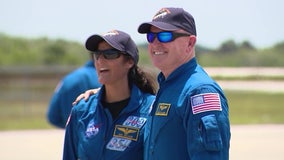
left=217, top=80, right=284, bottom=93
left=205, top=67, right=284, bottom=93
left=1, top=125, right=284, bottom=160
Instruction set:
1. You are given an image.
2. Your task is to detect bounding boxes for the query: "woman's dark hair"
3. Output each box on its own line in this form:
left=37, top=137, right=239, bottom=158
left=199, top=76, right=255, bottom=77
left=128, top=65, right=157, bottom=95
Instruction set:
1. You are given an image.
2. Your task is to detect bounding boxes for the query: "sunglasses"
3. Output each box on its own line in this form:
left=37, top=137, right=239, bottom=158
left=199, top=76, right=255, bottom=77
left=147, top=31, right=191, bottom=43
left=92, top=49, right=123, bottom=60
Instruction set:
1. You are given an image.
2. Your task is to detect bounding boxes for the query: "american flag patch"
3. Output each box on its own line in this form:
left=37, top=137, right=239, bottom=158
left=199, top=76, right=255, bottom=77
left=191, top=93, right=222, bottom=114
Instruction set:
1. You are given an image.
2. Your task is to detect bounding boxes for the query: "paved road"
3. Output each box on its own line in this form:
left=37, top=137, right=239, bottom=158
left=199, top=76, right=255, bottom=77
left=205, top=67, right=284, bottom=77
left=1, top=125, right=284, bottom=160
left=217, top=80, right=284, bottom=93
left=205, top=67, right=284, bottom=93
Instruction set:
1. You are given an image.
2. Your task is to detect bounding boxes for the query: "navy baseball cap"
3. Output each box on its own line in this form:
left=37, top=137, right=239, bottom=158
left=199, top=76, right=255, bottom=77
left=138, top=7, right=196, bottom=36
left=85, top=30, right=139, bottom=64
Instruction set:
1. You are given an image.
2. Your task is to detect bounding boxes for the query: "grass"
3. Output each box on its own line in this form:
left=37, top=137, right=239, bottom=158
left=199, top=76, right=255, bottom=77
left=0, top=91, right=283, bottom=130
left=0, top=101, right=54, bottom=130
left=226, top=90, right=284, bottom=124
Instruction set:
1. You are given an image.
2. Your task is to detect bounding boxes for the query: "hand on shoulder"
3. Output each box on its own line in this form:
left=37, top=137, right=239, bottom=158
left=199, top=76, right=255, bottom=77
left=72, top=88, right=101, bottom=106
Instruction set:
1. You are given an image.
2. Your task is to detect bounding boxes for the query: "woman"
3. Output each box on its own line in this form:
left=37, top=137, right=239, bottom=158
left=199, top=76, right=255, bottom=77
left=63, top=30, right=156, bottom=160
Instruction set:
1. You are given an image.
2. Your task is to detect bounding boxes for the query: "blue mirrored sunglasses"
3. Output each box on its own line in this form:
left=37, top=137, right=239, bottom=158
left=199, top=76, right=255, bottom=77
left=92, top=49, right=123, bottom=60
left=147, top=31, right=191, bottom=43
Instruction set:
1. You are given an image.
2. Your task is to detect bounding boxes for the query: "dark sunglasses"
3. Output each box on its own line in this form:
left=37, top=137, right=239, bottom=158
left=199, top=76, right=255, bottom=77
left=92, top=49, right=123, bottom=60
left=147, top=31, right=191, bottom=43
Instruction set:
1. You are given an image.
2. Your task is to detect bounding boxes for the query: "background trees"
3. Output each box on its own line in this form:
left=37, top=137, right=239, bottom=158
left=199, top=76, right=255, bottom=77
left=1, top=33, right=284, bottom=67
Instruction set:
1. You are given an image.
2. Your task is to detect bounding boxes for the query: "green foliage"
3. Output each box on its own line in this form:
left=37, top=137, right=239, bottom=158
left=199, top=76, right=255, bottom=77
left=1, top=33, right=284, bottom=67
left=218, top=39, right=239, bottom=53
left=0, top=33, right=89, bottom=66
left=198, top=40, right=284, bottom=67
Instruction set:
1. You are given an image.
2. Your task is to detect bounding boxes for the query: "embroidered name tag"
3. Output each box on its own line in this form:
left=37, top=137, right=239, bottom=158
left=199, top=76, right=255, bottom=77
left=155, top=103, right=171, bottom=116
left=123, top=116, right=147, bottom=128
left=106, top=137, right=131, bottom=151
left=113, top=125, right=139, bottom=141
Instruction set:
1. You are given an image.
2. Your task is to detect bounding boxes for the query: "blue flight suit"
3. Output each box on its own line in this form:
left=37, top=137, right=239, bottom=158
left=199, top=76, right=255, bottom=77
left=47, top=60, right=101, bottom=128
left=144, top=58, right=231, bottom=160
left=63, top=85, right=155, bottom=160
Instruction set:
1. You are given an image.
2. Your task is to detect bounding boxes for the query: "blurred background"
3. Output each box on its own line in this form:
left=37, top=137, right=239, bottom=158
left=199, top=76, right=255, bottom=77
left=0, top=0, right=284, bottom=159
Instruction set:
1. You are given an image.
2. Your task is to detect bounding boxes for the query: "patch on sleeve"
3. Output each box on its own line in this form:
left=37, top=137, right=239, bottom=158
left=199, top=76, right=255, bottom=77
left=65, top=114, right=71, bottom=127
left=85, top=120, right=101, bottom=138
left=191, top=93, right=222, bottom=114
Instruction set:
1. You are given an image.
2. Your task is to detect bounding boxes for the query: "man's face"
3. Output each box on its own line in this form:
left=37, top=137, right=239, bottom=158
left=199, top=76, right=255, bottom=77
left=147, top=26, right=194, bottom=77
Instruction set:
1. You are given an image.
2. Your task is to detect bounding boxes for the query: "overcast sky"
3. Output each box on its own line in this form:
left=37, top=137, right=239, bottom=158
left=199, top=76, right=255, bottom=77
left=0, top=0, right=283, bottom=48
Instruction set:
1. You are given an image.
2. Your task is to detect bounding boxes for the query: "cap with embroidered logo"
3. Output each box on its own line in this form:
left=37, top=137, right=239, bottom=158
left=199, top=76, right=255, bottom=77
left=85, top=30, right=139, bottom=64
left=138, top=7, right=196, bottom=36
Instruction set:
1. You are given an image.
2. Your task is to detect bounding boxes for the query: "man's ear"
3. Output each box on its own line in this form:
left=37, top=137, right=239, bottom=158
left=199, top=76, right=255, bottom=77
left=188, top=36, right=196, bottom=47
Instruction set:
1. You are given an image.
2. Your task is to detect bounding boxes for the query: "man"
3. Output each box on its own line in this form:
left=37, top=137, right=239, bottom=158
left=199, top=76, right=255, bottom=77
left=47, top=59, right=101, bottom=128
left=137, top=7, right=230, bottom=159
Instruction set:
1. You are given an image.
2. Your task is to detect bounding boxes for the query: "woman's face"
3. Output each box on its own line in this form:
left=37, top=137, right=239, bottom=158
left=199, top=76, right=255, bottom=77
left=94, top=41, right=134, bottom=85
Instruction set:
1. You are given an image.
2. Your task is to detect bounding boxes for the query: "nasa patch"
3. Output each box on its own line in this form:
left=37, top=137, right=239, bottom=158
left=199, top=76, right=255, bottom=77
left=85, top=120, right=101, bottom=138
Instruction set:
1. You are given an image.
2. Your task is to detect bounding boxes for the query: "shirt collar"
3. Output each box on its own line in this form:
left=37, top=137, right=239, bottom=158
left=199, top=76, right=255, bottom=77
left=158, top=57, right=197, bottom=83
